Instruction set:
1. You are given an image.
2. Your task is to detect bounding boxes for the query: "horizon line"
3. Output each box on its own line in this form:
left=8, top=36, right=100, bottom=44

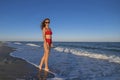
left=1, top=40, right=120, bottom=43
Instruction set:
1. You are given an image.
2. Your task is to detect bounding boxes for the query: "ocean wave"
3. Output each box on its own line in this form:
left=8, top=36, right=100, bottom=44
left=8, top=42, right=120, bottom=80
left=77, top=46, right=120, bottom=52
left=26, top=43, right=40, bottom=47
left=103, top=47, right=120, bottom=52
left=54, top=47, right=120, bottom=64
left=56, top=43, right=120, bottom=52
left=14, top=42, right=22, bottom=45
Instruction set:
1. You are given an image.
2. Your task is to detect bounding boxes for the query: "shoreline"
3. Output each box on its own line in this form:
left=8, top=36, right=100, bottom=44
left=3, top=41, right=120, bottom=80
left=0, top=43, right=38, bottom=80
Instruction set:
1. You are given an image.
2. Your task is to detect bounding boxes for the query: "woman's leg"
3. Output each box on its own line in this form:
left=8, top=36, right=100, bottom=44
left=39, top=53, right=45, bottom=69
left=39, top=43, right=51, bottom=71
left=44, top=44, right=51, bottom=71
left=39, top=43, right=48, bottom=69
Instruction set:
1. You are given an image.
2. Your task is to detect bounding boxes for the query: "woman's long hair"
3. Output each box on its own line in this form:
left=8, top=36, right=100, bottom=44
left=41, top=18, right=50, bottom=30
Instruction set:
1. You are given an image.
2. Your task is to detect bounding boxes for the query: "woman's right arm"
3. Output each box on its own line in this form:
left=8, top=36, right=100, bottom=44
left=42, top=28, right=46, bottom=43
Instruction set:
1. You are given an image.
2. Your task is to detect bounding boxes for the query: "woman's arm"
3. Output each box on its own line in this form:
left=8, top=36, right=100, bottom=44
left=42, top=28, right=46, bottom=43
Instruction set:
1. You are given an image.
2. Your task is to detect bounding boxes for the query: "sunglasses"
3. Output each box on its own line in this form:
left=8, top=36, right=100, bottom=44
left=45, top=22, right=50, bottom=24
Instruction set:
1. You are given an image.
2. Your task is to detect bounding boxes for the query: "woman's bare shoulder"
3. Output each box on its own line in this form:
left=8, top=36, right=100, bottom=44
left=42, top=27, right=46, bottom=31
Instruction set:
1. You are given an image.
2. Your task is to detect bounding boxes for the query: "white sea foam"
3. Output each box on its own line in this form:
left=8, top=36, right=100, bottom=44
left=54, top=47, right=120, bottom=79
left=26, top=43, right=40, bottom=47
left=8, top=42, right=63, bottom=80
left=7, top=42, right=120, bottom=80
left=54, top=47, right=120, bottom=64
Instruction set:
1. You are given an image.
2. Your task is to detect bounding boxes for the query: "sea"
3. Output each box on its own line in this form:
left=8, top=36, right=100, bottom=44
left=7, top=41, right=120, bottom=80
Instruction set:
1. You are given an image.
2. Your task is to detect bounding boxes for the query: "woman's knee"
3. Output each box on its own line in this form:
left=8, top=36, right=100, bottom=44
left=44, top=51, right=49, bottom=56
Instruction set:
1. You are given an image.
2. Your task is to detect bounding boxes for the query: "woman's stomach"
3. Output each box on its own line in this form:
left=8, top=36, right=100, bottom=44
left=45, top=35, right=52, bottom=39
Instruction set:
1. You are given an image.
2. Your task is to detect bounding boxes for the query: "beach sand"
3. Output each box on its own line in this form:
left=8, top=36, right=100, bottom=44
left=0, top=43, right=38, bottom=80
left=0, top=42, right=54, bottom=80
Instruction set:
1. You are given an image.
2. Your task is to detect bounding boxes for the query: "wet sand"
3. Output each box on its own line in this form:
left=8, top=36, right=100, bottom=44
left=0, top=42, right=55, bottom=80
left=0, top=43, right=39, bottom=80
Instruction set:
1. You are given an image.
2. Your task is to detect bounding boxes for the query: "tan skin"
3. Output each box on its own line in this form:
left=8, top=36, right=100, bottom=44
left=39, top=19, right=53, bottom=71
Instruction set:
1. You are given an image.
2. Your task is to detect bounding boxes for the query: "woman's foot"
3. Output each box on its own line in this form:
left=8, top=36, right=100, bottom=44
left=44, top=68, right=49, bottom=71
left=39, top=66, right=42, bottom=70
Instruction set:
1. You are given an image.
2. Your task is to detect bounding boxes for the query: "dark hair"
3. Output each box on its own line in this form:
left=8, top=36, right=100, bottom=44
left=41, top=18, right=50, bottom=30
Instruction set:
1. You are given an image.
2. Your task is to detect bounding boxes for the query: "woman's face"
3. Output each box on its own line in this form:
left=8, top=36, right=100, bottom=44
left=44, top=19, right=50, bottom=26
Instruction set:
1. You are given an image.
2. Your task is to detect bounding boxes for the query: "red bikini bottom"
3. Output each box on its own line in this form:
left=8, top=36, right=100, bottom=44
left=45, top=39, right=52, bottom=46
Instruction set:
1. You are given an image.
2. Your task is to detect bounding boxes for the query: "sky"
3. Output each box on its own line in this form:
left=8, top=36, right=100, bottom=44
left=0, top=0, right=120, bottom=42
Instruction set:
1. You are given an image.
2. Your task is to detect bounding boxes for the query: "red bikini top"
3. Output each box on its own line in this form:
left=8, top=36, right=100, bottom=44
left=45, top=28, right=52, bottom=35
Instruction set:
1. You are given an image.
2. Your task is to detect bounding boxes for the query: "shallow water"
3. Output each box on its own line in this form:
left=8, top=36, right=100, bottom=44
left=7, top=41, right=120, bottom=80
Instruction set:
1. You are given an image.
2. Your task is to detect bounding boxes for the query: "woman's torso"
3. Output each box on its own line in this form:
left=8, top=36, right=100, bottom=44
left=45, top=27, right=52, bottom=39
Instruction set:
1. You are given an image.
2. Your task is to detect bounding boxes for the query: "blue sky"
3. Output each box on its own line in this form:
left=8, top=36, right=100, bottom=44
left=0, top=0, right=120, bottom=42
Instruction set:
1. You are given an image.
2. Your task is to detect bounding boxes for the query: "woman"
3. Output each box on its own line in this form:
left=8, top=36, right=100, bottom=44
left=39, top=18, right=53, bottom=71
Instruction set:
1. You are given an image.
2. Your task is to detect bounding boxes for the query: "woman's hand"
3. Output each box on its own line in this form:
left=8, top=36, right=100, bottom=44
left=51, top=43, right=54, bottom=48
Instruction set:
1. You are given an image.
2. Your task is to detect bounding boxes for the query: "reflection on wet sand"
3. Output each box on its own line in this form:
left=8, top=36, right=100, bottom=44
left=37, top=69, right=48, bottom=80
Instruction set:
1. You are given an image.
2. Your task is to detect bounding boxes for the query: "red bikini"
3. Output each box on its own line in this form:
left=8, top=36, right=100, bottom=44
left=45, top=28, right=52, bottom=46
